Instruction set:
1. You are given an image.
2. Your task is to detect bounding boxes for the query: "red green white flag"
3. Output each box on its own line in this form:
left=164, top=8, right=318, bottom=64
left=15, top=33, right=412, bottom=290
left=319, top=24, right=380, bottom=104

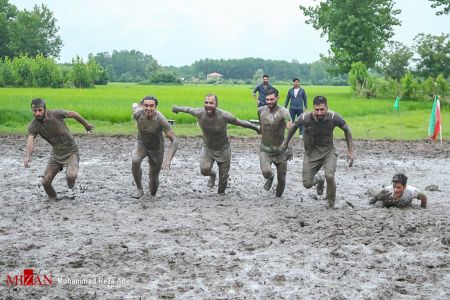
left=428, top=95, right=442, bottom=143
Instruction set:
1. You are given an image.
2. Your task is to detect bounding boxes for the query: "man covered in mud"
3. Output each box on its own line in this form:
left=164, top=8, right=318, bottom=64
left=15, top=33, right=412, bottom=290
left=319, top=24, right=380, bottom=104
left=258, top=87, right=293, bottom=197
left=132, top=96, right=178, bottom=198
left=369, top=173, right=427, bottom=208
left=282, top=95, right=353, bottom=208
left=172, top=94, right=260, bottom=194
left=23, top=98, right=94, bottom=199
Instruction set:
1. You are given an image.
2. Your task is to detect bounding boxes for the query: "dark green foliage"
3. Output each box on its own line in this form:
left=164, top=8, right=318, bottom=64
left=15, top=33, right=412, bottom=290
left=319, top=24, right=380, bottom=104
left=300, top=0, right=401, bottom=74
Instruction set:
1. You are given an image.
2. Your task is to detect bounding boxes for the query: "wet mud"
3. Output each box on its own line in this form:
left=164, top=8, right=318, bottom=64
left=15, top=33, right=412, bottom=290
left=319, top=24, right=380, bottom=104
left=1, top=135, right=449, bottom=298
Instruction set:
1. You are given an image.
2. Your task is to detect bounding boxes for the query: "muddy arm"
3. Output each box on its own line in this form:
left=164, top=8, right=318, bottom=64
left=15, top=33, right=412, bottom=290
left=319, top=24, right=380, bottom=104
left=344, top=129, right=354, bottom=167
left=24, top=134, right=36, bottom=168
left=162, top=130, right=178, bottom=170
left=282, top=122, right=298, bottom=151
left=67, top=111, right=94, bottom=132
left=231, top=119, right=260, bottom=134
left=418, top=193, right=427, bottom=208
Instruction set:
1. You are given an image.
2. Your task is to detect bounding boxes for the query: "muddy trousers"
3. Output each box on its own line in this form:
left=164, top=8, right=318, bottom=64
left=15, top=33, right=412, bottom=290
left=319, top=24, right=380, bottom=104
left=302, top=151, right=337, bottom=207
left=42, top=152, right=79, bottom=198
left=259, top=151, right=288, bottom=197
left=132, top=144, right=163, bottom=196
left=200, top=154, right=230, bottom=194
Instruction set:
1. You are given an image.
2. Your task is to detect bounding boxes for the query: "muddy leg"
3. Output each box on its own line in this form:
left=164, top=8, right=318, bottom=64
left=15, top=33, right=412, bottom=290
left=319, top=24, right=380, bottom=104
left=131, top=144, right=147, bottom=198
left=65, top=153, right=79, bottom=189
left=42, top=162, right=60, bottom=198
left=217, top=159, right=230, bottom=194
left=149, top=155, right=163, bottom=196
left=200, top=151, right=216, bottom=188
left=275, top=159, right=287, bottom=197
left=260, top=151, right=274, bottom=191
left=324, top=152, right=338, bottom=208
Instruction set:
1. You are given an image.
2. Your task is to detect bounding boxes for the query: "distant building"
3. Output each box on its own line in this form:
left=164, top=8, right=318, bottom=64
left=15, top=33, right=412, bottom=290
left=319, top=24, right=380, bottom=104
left=206, top=72, right=223, bottom=81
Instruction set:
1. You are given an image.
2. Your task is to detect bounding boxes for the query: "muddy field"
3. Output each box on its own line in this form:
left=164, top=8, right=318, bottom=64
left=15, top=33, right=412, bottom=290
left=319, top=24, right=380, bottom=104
left=1, top=135, right=449, bottom=299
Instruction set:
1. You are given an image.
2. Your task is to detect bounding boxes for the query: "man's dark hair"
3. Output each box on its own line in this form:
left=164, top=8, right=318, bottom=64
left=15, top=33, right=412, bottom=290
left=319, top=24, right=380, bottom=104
left=266, top=87, right=279, bottom=97
left=313, top=96, right=328, bottom=106
left=263, top=74, right=269, bottom=79
left=31, top=98, right=46, bottom=109
left=293, top=78, right=300, bottom=82
left=205, top=93, right=218, bottom=106
left=140, top=95, right=158, bottom=106
left=392, top=173, right=408, bottom=186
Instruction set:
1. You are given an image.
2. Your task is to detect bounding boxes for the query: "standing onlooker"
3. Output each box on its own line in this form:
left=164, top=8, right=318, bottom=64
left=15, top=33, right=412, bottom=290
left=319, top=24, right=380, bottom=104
left=285, top=78, right=307, bottom=136
left=253, top=74, right=273, bottom=107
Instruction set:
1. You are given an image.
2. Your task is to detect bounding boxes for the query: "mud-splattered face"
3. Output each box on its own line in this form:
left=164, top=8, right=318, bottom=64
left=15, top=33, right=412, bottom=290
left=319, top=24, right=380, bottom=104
left=143, top=99, right=157, bottom=117
left=204, top=96, right=217, bottom=115
left=393, top=182, right=406, bottom=199
left=32, top=105, right=46, bottom=121
left=313, top=103, right=328, bottom=120
left=265, top=93, right=278, bottom=109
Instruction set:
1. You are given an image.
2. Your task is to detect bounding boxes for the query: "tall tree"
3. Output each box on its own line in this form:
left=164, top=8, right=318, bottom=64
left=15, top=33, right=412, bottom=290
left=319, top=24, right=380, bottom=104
left=299, top=0, right=401, bottom=74
left=0, top=0, right=17, bottom=57
left=378, top=41, right=413, bottom=81
left=8, top=4, right=62, bottom=58
left=414, top=33, right=450, bottom=78
left=429, top=0, right=450, bottom=15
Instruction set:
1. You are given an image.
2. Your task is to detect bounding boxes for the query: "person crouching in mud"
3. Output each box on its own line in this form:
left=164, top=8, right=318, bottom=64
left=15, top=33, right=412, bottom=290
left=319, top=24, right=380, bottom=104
left=370, top=173, right=427, bottom=208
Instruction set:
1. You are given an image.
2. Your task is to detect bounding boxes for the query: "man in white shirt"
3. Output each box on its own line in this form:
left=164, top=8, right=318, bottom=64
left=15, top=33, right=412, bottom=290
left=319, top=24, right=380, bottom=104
left=370, top=173, right=427, bottom=208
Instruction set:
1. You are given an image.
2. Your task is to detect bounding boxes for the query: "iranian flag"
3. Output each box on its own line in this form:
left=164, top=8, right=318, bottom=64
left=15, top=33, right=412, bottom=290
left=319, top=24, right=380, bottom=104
left=428, top=95, right=442, bottom=143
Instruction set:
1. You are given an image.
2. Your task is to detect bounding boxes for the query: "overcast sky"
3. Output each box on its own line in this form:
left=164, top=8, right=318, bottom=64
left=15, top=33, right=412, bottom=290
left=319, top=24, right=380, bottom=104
left=10, top=0, right=450, bottom=66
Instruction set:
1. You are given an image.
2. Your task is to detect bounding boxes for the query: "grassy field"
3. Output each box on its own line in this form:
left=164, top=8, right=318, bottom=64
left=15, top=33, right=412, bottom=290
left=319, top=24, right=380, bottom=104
left=0, top=83, right=447, bottom=140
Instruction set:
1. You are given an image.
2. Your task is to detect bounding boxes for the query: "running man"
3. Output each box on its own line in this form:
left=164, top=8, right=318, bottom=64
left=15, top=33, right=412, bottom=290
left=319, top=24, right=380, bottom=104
left=282, top=95, right=353, bottom=208
left=132, top=95, right=178, bottom=198
left=24, top=98, right=94, bottom=199
left=172, top=93, right=260, bottom=194
left=258, top=87, right=293, bottom=197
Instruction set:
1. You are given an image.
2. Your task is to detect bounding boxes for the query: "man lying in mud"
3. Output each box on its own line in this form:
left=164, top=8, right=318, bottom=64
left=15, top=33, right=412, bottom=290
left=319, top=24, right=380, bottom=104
left=258, top=87, right=293, bottom=197
left=282, top=95, right=353, bottom=208
left=23, top=98, right=94, bottom=199
left=132, top=96, right=178, bottom=198
left=370, top=173, right=427, bottom=208
left=172, top=94, right=260, bottom=194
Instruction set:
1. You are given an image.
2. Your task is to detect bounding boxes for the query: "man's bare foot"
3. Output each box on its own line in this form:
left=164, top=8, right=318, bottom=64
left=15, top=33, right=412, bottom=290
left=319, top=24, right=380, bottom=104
left=207, top=174, right=216, bottom=188
left=264, top=177, right=274, bottom=191
left=133, top=189, right=144, bottom=199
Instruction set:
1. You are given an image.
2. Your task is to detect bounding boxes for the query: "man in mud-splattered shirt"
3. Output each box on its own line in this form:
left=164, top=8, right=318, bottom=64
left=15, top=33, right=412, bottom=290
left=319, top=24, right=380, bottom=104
left=258, top=87, right=293, bottom=197
left=24, top=98, right=94, bottom=199
left=132, top=96, right=177, bottom=198
left=370, top=173, right=427, bottom=208
left=282, top=95, right=353, bottom=208
left=172, top=94, right=260, bottom=194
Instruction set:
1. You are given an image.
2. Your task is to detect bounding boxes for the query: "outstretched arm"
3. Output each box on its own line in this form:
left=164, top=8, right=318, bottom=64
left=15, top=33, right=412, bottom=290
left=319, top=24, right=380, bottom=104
left=162, top=130, right=178, bottom=170
left=230, top=119, right=260, bottom=134
left=67, top=111, right=94, bottom=132
left=23, top=134, right=36, bottom=168
left=172, top=106, right=201, bottom=118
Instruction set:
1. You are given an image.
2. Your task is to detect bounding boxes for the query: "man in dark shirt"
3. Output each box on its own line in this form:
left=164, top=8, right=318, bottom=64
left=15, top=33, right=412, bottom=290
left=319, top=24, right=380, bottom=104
left=173, top=94, right=260, bottom=194
left=24, top=98, right=94, bottom=199
left=285, top=78, right=307, bottom=135
left=253, top=74, right=273, bottom=107
left=282, top=96, right=353, bottom=208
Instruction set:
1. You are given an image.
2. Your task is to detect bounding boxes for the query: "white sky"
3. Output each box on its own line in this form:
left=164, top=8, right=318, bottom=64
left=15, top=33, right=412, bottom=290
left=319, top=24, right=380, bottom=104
left=10, top=0, right=450, bottom=66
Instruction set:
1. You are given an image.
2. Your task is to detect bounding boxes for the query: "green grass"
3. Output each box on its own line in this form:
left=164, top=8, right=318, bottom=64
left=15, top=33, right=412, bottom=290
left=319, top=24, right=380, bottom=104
left=0, top=84, right=448, bottom=140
